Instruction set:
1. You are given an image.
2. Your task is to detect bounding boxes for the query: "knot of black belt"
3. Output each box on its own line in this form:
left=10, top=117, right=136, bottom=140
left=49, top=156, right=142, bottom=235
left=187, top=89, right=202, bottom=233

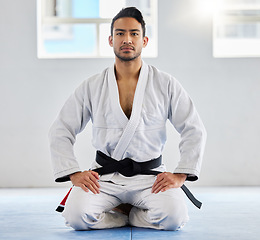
left=94, top=151, right=162, bottom=177
left=93, top=151, right=202, bottom=209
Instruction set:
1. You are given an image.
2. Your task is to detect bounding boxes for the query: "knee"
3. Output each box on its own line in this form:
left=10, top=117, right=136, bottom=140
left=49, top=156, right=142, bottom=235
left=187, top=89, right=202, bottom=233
left=62, top=203, right=89, bottom=230
left=149, top=199, right=189, bottom=231
left=62, top=193, right=101, bottom=230
left=161, top=204, right=189, bottom=231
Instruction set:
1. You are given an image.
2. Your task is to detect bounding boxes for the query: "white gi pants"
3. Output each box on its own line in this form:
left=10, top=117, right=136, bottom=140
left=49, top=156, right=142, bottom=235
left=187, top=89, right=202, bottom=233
left=62, top=176, right=189, bottom=231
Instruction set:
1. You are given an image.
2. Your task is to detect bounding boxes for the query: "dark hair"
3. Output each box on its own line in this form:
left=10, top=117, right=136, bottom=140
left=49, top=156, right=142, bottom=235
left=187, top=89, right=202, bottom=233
left=110, top=7, right=146, bottom=37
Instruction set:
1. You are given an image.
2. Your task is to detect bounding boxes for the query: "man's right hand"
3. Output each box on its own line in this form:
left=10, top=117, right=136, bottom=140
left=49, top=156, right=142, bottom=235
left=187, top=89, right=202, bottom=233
left=69, top=171, right=100, bottom=194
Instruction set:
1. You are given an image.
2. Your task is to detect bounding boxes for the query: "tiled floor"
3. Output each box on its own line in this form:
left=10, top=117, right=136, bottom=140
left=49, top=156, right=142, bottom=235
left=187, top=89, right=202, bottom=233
left=0, top=187, right=259, bottom=240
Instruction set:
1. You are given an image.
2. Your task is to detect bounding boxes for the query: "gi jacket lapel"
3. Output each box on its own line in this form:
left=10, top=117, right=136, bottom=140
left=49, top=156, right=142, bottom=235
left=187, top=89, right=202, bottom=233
left=108, top=61, right=149, bottom=160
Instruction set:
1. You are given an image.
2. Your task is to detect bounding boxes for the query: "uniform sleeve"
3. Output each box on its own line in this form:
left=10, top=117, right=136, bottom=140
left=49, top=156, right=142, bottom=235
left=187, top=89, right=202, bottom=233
left=168, top=78, right=207, bottom=181
left=48, top=81, right=91, bottom=182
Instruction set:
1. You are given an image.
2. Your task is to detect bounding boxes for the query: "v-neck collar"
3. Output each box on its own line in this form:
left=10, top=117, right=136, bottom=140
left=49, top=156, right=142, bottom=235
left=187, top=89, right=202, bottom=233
left=108, top=61, right=148, bottom=128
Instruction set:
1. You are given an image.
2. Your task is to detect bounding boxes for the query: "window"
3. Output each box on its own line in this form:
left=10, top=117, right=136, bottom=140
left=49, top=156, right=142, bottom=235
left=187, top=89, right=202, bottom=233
left=213, top=0, right=260, bottom=58
left=37, top=0, right=158, bottom=58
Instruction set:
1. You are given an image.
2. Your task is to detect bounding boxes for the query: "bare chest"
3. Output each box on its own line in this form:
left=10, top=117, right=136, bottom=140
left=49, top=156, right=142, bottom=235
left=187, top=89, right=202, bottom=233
left=117, top=81, right=137, bottom=119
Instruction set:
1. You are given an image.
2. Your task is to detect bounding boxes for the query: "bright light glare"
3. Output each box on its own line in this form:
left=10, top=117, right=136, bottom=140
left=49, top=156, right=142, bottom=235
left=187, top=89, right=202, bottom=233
left=198, top=0, right=224, bottom=16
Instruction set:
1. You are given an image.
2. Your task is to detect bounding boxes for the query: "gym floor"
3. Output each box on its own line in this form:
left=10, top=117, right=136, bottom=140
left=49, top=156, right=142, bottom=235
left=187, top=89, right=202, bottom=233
left=0, top=187, right=259, bottom=240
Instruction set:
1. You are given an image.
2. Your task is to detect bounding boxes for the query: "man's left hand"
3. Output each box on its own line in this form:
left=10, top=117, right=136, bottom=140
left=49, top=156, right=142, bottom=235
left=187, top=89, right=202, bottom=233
left=151, top=172, right=187, bottom=194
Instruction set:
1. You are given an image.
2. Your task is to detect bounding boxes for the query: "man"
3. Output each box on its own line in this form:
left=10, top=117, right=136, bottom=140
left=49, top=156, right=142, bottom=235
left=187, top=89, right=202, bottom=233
left=49, top=7, right=206, bottom=231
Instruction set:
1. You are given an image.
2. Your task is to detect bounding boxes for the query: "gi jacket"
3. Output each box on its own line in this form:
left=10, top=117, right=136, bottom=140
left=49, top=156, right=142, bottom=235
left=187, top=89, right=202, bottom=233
left=49, top=61, right=207, bottom=184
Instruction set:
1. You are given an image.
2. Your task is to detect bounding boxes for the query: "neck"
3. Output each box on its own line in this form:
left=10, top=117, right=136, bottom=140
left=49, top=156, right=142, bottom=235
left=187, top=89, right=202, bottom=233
left=114, top=57, right=142, bottom=81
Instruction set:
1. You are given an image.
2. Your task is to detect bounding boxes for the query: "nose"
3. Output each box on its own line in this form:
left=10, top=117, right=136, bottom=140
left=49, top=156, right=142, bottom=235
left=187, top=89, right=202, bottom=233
left=123, top=34, right=133, bottom=45
left=123, top=40, right=132, bottom=44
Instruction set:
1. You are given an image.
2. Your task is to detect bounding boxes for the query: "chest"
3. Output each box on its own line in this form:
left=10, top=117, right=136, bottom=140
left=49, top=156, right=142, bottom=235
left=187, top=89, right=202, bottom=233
left=117, top=80, right=137, bottom=119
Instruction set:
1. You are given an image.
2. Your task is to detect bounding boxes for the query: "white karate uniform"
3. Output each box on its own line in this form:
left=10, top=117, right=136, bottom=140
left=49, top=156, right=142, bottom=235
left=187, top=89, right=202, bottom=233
left=49, top=61, right=206, bottom=230
left=62, top=178, right=189, bottom=231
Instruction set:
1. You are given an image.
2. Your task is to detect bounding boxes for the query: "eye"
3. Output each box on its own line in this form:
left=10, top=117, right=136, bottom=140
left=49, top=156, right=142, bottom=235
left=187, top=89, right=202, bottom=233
left=116, top=32, right=124, bottom=36
left=131, top=32, right=139, bottom=36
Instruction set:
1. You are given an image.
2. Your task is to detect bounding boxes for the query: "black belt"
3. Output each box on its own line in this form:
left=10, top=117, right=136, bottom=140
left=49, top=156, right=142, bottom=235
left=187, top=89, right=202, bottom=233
left=94, top=151, right=162, bottom=177
left=93, top=151, right=202, bottom=209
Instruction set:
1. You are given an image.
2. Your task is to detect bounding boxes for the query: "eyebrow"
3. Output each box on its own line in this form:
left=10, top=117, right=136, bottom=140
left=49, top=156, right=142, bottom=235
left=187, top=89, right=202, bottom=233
left=115, top=29, right=141, bottom=32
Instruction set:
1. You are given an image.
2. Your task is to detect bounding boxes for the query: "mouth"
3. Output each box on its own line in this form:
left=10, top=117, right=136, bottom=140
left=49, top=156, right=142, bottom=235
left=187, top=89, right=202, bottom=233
left=120, top=45, right=134, bottom=51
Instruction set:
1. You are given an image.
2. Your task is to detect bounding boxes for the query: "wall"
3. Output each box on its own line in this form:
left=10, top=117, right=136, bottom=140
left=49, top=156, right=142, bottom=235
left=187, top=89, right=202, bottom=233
left=0, top=0, right=259, bottom=187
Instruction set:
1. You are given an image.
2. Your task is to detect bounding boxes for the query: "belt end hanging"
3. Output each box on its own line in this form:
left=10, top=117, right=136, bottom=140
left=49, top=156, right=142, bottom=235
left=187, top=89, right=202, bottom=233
left=56, top=205, right=65, bottom=213
left=181, top=184, right=202, bottom=209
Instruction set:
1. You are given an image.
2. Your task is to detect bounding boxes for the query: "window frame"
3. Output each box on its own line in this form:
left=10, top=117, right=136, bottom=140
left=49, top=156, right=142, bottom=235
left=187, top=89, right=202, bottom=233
left=213, top=1, right=260, bottom=58
left=37, top=0, right=158, bottom=59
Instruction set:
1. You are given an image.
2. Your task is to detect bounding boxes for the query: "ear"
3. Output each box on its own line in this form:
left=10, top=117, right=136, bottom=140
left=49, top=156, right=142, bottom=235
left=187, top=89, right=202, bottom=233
left=108, top=36, right=113, bottom=47
left=143, top=36, right=149, bottom=48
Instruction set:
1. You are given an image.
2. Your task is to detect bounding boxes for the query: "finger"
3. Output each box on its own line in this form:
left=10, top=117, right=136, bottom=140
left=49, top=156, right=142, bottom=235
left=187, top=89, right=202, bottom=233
left=88, top=173, right=100, bottom=189
left=156, top=173, right=166, bottom=182
left=152, top=181, right=162, bottom=193
left=89, top=179, right=100, bottom=193
left=152, top=174, right=165, bottom=192
left=153, top=184, right=165, bottom=194
left=152, top=174, right=168, bottom=193
left=152, top=179, right=161, bottom=192
left=152, top=180, right=168, bottom=194
left=81, top=184, right=89, bottom=193
left=82, top=171, right=100, bottom=190
left=84, top=181, right=100, bottom=194
left=83, top=170, right=99, bottom=179
left=90, top=170, right=100, bottom=180
left=86, top=177, right=100, bottom=194
left=152, top=181, right=159, bottom=193
left=154, top=180, right=168, bottom=193
left=161, top=185, right=173, bottom=192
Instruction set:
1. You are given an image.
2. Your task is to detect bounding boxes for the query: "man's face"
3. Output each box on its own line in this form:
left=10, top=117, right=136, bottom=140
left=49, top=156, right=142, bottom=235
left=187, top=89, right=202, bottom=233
left=109, top=17, right=148, bottom=62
